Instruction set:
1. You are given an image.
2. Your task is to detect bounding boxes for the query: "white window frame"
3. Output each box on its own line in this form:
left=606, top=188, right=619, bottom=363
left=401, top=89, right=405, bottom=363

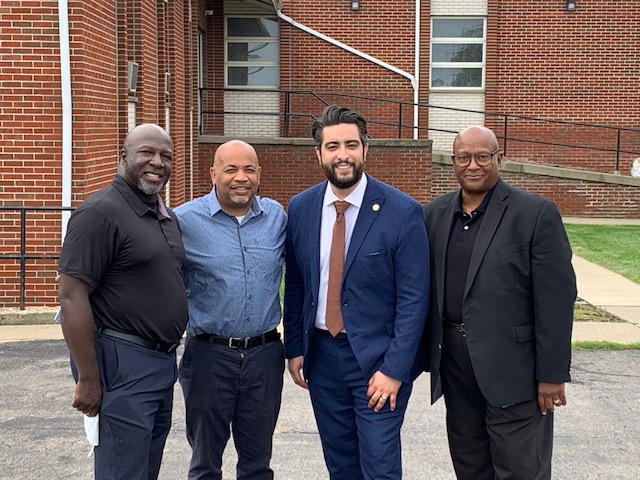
left=430, top=17, right=486, bottom=91
left=224, top=16, right=279, bottom=90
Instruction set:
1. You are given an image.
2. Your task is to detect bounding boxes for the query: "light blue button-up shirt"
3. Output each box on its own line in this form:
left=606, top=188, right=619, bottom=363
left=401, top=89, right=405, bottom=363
left=175, top=188, right=286, bottom=338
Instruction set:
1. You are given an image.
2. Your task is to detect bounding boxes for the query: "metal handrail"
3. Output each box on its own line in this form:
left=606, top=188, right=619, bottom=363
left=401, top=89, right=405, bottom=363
left=0, top=206, right=74, bottom=309
left=199, top=87, right=640, bottom=171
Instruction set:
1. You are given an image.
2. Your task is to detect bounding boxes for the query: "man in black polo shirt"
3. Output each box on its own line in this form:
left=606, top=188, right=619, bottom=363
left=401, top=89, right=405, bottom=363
left=58, top=123, right=188, bottom=480
left=423, top=126, right=576, bottom=479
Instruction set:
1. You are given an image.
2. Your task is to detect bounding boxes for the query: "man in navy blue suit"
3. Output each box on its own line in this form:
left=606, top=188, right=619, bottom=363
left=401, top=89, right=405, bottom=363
left=283, top=105, right=430, bottom=479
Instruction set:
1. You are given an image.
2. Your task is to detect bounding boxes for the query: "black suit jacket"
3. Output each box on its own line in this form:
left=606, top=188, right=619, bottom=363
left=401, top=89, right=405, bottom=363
left=423, top=178, right=577, bottom=407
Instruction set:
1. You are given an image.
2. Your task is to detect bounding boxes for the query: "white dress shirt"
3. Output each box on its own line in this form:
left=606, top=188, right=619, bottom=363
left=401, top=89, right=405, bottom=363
left=315, top=173, right=368, bottom=330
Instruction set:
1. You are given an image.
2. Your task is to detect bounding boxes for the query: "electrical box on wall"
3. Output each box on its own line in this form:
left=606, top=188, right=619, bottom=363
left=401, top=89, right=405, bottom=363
left=128, top=61, right=139, bottom=92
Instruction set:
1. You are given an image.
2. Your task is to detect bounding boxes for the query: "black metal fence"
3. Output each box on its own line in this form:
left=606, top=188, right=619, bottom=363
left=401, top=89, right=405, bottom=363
left=199, top=87, right=640, bottom=172
left=0, top=206, right=74, bottom=309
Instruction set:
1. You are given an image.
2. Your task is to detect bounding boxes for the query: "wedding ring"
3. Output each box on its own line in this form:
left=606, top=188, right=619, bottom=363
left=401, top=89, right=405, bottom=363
left=381, top=396, right=388, bottom=401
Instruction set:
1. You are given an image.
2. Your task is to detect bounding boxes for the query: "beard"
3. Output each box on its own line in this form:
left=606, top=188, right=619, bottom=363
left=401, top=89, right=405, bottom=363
left=123, top=162, right=166, bottom=196
left=321, top=160, right=364, bottom=190
left=136, top=177, right=164, bottom=196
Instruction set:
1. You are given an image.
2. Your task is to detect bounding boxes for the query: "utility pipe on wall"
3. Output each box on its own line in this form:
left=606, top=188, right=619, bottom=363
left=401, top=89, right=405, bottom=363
left=57, top=0, right=72, bottom=238
left=272, top=0, right=420, bottom=139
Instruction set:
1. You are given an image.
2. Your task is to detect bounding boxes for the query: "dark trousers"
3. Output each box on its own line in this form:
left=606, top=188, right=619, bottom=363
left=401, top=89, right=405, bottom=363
left=441, top=326, right=554, bottom=480
left=83, top=332, right=177, bottom=480
left=307, top=330, right=412, bottom=480
left=179, top=335, right=284, bottom=480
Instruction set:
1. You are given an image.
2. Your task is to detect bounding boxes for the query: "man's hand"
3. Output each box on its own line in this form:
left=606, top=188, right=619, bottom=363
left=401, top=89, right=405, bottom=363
left=538, top=381, right=566, bottom=415
left=367, top=371, right=402, bottom=412
left=288, top=356, right=308, bottom=389
left=72, top=377, right=103, bottom=416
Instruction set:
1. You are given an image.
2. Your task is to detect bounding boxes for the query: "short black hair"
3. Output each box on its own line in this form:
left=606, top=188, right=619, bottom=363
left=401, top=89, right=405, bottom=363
left=311, top=105, right=369, bottom=149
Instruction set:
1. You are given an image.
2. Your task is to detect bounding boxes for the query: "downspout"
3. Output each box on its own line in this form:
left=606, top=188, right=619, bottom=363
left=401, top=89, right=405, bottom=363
left=272, top=0, right=420, bottom=139
left=413, top=0, right=420, bottom=139
left=58, top=0, right=72, bottom=238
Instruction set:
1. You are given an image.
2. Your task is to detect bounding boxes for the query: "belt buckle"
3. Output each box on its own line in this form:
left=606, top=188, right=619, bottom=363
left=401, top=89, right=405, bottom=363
left=228, top=337, right=249, bottom=348
left=166, top=342, right=179, bottom=353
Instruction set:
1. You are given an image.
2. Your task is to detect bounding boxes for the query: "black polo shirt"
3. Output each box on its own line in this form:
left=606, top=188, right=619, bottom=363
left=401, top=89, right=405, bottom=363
left=58, top=175, right=188, bottom=344
left=443, top=189, right=494, bottom=324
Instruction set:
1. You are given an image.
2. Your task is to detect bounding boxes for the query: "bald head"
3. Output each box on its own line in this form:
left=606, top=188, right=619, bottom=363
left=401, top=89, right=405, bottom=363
left=451, top=125, right=502, bottom=203
left=213, top=140, right=259, bottom=168
left=210, top=140, right=261, bottom=216
left=119, top=123, right=174, bottom=199
left=124, top=124, right=173, bottom=154
left=453, top=125, right=499, bottom=153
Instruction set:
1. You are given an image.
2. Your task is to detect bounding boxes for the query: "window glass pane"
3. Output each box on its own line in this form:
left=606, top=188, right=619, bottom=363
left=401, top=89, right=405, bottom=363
left=432, top=44, right=483, bottom=62
left=228, top=42, right=279, bottom=62
left=432, top=19, right=483, bottom=38
left=228, top=18, right=278, bottom=37
left=431, top=68, right=482, bottom=87
left=228, top=66, right=280, bottom=87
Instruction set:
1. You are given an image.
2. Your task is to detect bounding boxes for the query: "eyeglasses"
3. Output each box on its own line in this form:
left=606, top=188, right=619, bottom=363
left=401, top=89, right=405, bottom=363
left=451, top=149, right=500, bottom=167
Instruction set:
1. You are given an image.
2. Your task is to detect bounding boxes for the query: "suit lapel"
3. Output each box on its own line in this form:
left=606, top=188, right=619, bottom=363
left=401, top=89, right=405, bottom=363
left=434, top=195, right=457, bottom=317
left=343, top=178, right=383, bottom=277
left=464, top=179, right=509, bottom=297
left=308, top=184, right=324, bottom=303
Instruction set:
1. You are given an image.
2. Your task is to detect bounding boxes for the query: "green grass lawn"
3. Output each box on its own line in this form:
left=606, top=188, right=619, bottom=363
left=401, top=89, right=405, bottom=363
left=564, top=224, right=640, bottom=284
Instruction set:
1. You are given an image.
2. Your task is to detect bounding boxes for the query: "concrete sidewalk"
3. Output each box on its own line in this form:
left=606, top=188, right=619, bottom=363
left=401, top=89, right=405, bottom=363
left=1, top=252, right=640, bottom=344
left=571, top=255, right=640, bottom=343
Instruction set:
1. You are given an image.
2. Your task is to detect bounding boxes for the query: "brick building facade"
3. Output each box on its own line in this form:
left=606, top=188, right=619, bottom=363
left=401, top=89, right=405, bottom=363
left=1, top=0, right=639, bottom=307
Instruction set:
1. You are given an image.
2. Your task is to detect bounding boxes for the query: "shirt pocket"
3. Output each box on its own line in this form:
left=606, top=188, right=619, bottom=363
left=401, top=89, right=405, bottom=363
left=514, top=325, right=534, bottom=343
left=496, top=243, right=527, bottom=257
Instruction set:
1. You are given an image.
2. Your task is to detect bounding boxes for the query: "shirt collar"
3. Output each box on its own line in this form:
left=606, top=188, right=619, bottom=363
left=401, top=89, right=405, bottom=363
left=322, top=172, right=368, bottom=208
left=455, top=185, right=494, bottom=216
left=208, top=187, right=264, bottom=220
left=112, top=175, right=171, bottom=219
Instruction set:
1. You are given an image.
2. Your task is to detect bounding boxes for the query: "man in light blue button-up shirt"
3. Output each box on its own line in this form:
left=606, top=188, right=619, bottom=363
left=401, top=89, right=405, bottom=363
left=175, top=140, right=286, bottom=480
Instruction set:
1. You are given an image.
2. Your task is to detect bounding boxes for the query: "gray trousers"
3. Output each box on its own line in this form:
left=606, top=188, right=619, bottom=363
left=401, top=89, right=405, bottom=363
left=85, top=333, right=177, bottom=480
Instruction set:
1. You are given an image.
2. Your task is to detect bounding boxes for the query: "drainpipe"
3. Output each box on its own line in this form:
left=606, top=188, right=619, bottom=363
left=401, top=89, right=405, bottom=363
left=58, top=0, right=72, bottom=238
left=272, top=0, right=420, bottom=139
left=413, top=0, right=420, bottom=139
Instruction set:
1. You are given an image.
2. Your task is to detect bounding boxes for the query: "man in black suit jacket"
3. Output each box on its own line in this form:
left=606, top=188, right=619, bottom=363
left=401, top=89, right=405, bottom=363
left=423, top=126, right=577, bottom=479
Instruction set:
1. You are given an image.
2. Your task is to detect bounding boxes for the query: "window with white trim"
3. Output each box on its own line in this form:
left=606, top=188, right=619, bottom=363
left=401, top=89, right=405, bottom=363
left=225, top=16, right=279, bottom=88
left=430, top=18, right=485, bottom=90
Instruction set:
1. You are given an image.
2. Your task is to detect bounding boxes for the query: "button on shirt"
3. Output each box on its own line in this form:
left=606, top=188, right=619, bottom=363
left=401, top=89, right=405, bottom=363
left=175, top=188, right=287, bottom=338
left=315, top=173, right=368, bottom=330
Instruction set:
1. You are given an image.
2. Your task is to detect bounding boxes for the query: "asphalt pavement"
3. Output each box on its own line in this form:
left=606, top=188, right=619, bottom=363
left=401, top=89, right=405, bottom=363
left=0, top=340, right=639, bottom=479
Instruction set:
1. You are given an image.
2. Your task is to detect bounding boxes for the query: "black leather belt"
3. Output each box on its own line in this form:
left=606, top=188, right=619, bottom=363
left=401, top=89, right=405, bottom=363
left=195, top=328, right=280, bottom=348
left=444, top=322, right=466, bottom=336
left=95, top=326, right=181, bottom=353
left=314, top=327, right=347, bottom=340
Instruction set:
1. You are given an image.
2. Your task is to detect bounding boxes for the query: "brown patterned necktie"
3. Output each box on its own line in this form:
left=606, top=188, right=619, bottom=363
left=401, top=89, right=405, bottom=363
left=326, top=200, right=350, bottom=336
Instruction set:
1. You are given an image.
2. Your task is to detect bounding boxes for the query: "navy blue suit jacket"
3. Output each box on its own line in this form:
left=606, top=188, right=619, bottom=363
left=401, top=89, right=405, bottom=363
left=284, top=175, right=430, bottom=384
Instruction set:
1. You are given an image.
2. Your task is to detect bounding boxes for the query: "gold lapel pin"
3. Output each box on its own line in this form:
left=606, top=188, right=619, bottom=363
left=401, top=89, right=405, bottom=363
left=372, top=203, right=380, bottom=212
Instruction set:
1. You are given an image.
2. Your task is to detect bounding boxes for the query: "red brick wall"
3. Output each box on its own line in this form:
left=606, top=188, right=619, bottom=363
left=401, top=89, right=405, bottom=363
left=432, top=164, right=640, bottom=218
left=278, top=0, right=423, bottom=139
left=196, top=141, right=432, bottom=209
left=485, top=0, right=640, bottom=173
left=0, top=0, right=191, bottom=308
left=1, top=1, right=69, bottom=307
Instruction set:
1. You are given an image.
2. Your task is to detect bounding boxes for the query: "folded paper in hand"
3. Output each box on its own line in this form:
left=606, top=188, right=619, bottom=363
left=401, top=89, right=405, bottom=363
left=84, top=413, right=99, bottom=456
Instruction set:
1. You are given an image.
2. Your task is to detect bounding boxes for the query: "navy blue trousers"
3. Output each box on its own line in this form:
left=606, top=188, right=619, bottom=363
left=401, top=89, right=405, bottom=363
left=179, top=335, right=284, bottom=480
left=307, top=331, right=412, bottom=480
left=441, top=326, right=553, bottom=480
left=83, top=332, right=177, bottom=480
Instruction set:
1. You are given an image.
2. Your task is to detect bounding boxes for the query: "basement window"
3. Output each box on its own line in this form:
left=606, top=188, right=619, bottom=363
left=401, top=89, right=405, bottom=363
left=225, top=16, right=279, bottom=89
left=430, top=17, right=485, bottom=90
